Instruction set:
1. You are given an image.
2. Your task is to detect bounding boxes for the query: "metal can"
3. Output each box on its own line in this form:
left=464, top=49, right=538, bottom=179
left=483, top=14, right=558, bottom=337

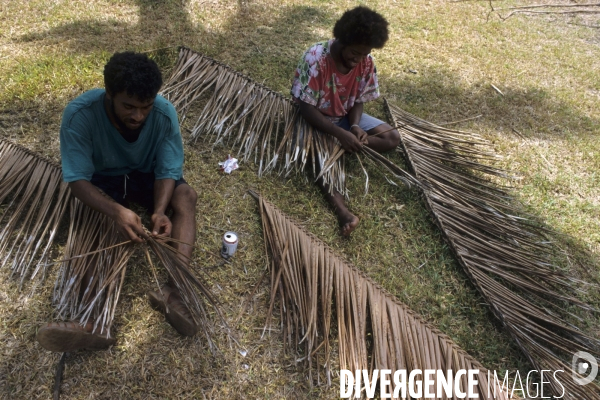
left=221, top=231, right=238, bottom=258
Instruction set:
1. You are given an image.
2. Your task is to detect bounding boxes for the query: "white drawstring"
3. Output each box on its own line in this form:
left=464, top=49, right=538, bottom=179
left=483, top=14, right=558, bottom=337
left=123, top=174, right=129, bottom=199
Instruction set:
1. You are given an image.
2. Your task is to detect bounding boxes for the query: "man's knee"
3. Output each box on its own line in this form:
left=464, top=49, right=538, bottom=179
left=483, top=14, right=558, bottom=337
left=388, top=129, right=401, bottom=148
left=173, top=184, right=197, bottom=211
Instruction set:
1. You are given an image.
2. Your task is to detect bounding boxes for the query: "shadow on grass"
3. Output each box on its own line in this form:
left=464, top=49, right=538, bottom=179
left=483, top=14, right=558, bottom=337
left=0, top=99, right=65, bottom=160
left=377, top=70, right=600, bottom=284
left=17, top=0, right=199, bottom=53
left=383, top=68, right=599, bottom=139
left=15, top=0, right=331, bottom=89
left=10, top=0, right=600, bottom=138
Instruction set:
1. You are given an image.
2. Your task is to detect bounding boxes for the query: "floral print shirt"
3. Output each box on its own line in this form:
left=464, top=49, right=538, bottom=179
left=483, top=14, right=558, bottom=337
left=291, top=40, right=380, bottom=121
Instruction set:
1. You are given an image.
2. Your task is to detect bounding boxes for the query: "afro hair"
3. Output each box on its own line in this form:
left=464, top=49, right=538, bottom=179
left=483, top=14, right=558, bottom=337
left=103, top=52, right=163, bottom=101
left=333, top=6, right=389, bottom=49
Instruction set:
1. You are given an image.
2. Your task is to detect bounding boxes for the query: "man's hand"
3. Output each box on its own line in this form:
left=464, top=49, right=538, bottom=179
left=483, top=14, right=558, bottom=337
left=68, top=180, right=149, bottom=243
left=337, top=129, right=364, bottom=153
left=113, top=207, right=148, bottom=243
left=350, top=125, right=369, bottom=145
left=151, top=213, right=172, bottom=237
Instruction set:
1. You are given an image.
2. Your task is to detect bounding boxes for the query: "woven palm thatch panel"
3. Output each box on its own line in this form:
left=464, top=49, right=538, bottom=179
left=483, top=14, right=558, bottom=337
left=161, top=47, right=416, bottom=197
left=385, top=100, right=600, bottom=399
left=0, top=139, right=70, bottom=287
left=252, top=191, right=510, bottom=399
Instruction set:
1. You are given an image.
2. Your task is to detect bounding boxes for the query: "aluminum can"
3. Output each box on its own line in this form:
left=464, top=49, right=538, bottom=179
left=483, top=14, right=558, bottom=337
left=221, top=231, right=238, bottom=258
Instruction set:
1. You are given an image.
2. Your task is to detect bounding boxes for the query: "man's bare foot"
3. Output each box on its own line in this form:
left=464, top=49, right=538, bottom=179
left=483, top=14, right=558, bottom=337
left=318, top=179, right=360, bottom=237
left=339, top=212, right=360, bottom=237
left=148, top=285, right=199, bottom=336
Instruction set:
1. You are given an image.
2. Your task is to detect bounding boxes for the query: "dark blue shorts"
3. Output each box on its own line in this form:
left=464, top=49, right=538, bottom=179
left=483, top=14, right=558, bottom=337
left=91, top=170, right=186, bottom=213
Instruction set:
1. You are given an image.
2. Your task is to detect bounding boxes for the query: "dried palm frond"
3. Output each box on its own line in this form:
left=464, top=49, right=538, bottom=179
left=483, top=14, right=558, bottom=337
left=0, top=139, right=70, bottom=288
left=251, top=190, right=510, bottom=399
left=160, top=47, right=417, bottom=197
left=384, top=100, right=600, bottom=399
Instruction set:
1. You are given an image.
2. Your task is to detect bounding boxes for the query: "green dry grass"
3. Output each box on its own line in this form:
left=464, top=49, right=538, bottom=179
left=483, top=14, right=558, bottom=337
left=1, top=0, right=599, bottom=398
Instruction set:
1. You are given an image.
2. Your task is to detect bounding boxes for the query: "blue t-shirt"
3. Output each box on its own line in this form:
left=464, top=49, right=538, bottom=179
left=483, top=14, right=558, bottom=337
left=60, top=89, right=183, bottom=182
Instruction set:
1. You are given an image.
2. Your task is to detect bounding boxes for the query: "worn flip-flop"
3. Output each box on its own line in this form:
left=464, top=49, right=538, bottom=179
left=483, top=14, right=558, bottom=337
left=148, top=286, right=198, bottom=337
left=36, top=321, right=115, bottom=352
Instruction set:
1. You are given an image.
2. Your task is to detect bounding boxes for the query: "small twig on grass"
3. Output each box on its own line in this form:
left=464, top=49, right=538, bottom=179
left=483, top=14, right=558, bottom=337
left=491, top=84, right=504, bottom=96
left=501, top=9, right=600, bottom=20
left=487, top=0, right=497, bottom=21
left=503, top=3, right=600, bottom=10
left=568, top=22, right=600, bottom=28
left=214, top=175, right=225, bottom=189
left=511, top=128, right=554, bottom=170
left=511, top=127, right=525, bottom=139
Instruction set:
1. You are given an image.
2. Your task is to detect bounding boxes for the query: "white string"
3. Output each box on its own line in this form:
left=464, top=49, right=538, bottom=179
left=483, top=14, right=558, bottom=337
left=123, top=174, right=129, bottom=199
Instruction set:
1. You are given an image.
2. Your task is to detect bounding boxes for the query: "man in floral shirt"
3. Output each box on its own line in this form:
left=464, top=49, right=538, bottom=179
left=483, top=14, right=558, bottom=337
left=291, top=6, right=399, bottom=236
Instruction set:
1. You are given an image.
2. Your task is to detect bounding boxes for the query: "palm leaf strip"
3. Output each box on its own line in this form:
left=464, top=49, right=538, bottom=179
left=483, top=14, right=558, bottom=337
left=250, top=190, right=510, bottom=398
left=384, top=100, right=600, bottom=399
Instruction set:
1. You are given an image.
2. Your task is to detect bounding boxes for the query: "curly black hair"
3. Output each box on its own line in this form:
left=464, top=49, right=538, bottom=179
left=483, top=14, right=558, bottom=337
left=103, top=52, right=162, bottom=100
left=333, top=6, right=389, bottom=49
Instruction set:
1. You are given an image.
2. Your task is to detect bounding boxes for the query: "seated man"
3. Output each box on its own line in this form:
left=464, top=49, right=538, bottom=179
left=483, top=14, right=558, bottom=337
left=291, top=6, right=400, bottom=236
left=37, top=52, right=198, bottom=352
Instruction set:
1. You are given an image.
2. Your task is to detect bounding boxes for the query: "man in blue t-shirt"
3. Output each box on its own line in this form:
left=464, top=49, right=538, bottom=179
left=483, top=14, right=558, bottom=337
left=37, top=52, right=199, bottom=352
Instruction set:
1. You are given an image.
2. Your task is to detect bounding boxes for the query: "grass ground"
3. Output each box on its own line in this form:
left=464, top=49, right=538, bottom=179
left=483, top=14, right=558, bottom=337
left=1, top=0, right=599, bottom=399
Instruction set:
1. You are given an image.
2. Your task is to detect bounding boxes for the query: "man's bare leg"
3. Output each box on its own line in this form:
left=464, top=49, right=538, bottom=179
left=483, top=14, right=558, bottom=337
left=149, top=183, right=200, bottom=336
left=318, top=123, right=399, bottom=237
left=318, top=178, right=359, bottom=237
left=164, top=183, right=197, bottom=288
left=366, top=123, right=400, bottom=152
left=168, top=183, right=197, bottom=261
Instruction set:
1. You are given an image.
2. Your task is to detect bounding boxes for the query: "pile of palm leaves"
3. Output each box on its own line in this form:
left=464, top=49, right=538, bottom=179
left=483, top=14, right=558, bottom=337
left=252, top=190, right=510, bottom=398
left=0, top=138, right=225, bottom=346
left=384, top=100, right=600, bottom=398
